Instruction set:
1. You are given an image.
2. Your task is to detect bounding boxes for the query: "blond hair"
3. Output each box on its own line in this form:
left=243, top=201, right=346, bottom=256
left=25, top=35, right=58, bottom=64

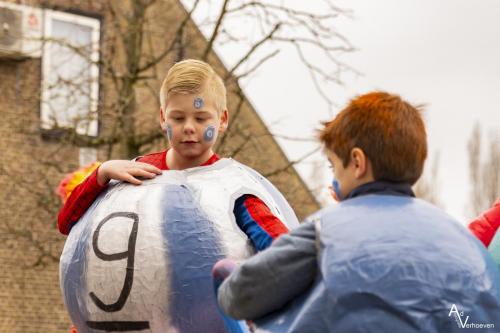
left=160, top=59, right=227, bottom=114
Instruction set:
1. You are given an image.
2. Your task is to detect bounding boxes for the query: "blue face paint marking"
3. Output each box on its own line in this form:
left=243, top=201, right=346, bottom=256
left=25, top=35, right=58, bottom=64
left=332, top=179, right=343, bottom=201
left=166, top=124, right=173, bottom=140
left=204, top=125, right=216, bottom=142
left=194, top=97, right=204, bottom=109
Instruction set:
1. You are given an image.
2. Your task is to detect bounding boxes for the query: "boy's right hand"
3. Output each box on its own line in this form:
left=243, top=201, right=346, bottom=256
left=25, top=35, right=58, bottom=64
left=97, top=160, right=162, bottom=186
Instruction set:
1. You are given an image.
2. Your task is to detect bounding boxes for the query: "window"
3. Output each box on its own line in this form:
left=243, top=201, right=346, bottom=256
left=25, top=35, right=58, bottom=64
left=41, top=10, right=100, bottom=136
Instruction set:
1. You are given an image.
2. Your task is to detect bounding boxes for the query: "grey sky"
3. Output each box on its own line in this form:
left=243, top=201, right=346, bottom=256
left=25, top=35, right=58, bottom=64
left=189, top=0, right=500, bottom=222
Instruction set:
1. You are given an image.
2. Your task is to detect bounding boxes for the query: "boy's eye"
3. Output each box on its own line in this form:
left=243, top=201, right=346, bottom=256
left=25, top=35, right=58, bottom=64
left=196, top=118, right=207, bottom=122
left=173, top=117, right=184, bottom=121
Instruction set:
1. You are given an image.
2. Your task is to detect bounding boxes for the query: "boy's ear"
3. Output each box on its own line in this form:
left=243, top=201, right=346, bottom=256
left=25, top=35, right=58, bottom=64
left=351, top=148, right=369, bottom=179
left=219, top=109, right=229, bottom=132
left=159, top=108, right=167, bottom=131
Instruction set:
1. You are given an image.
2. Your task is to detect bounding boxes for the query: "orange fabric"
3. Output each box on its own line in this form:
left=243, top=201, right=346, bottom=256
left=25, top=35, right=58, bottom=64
left=57, top=162, right=101, bottom=203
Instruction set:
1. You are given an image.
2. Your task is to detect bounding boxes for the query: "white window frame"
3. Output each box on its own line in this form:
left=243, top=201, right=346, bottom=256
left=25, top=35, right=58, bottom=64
left=40, top=9, right=100, bottom=137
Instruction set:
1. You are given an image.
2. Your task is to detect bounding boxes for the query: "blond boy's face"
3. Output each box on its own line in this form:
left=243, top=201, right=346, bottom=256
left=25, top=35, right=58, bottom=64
left=160, top=92, right=228, bottom=160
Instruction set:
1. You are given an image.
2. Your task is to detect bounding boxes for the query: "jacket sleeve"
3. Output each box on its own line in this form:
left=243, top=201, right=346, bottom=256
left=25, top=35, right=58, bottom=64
left=468, top=198, right=500, bottom=247
left=57, top=167, right=108, bottom=235
left=217, top=221, right=317, bottom=320
left=233, top=194, right=289, bottom=251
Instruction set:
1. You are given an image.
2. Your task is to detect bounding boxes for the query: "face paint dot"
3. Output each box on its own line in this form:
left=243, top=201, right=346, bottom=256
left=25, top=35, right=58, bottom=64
left=204, top=125, right=216, bottom=142
left=332, top=179, right=343, bottom=201
left=166, top=124, right=173, bottom=140
left=194, top=97, right=204, bottom=109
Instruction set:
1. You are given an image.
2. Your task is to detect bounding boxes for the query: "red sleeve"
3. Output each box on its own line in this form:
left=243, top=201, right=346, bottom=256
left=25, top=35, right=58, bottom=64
left=57, top=167, right=108, bottom=235
left=57, top=151, right=166, bottom=235
left=233, top=194, right=289, bottom=251
left=468, top=198, right=500, bottom=247
left=244, top=196, right=289, bottom=239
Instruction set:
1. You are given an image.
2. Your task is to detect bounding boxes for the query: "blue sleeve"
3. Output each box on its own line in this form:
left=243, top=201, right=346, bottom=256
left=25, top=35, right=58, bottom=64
left=233, top=195, right=274, bottom=252
left=218, top=221, right=318, bottom=320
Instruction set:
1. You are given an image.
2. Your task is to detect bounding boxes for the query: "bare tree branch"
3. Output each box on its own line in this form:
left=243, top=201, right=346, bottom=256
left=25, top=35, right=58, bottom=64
left=467, top=122, right=500, bottom=216
left=232, top=49, right=280, bottom=80
left=138, top=0, right=202, bottom=73
left=202, top=0, right=231, bottom=60
left=264, top=146, right=321, bottom=178
left=225, top=23, right=281, bottom=79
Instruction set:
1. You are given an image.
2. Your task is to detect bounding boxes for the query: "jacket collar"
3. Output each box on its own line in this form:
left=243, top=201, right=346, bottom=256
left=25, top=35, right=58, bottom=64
left=345, top=180, right=415, bottom=200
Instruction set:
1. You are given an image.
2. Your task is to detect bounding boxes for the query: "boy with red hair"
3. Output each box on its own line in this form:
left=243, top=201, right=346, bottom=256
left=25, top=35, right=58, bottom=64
left=215, top=92, right=500, bottom=332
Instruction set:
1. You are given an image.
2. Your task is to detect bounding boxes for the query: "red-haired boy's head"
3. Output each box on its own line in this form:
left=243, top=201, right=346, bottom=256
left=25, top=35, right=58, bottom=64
left=320, top=91, right=427, bottom=185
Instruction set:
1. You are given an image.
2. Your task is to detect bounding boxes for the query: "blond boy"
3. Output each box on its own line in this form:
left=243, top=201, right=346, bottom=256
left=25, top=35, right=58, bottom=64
left=59, top=59, right=295, bottom=333
left=58, top=60, right=289, bottom=248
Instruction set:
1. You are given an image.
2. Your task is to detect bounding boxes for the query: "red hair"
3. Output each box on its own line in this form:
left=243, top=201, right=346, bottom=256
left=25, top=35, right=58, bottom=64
left=319, top=92, right=427, bottom=185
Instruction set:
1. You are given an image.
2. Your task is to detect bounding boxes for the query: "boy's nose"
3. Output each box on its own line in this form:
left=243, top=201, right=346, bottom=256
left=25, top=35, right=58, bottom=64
left=183, top=121, right=196, bottom=134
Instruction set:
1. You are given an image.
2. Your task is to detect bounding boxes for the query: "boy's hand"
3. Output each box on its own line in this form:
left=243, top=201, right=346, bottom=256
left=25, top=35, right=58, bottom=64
left=212, top=258, right=237, bottom=289
left=97, top=160, right=162, bottom=186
